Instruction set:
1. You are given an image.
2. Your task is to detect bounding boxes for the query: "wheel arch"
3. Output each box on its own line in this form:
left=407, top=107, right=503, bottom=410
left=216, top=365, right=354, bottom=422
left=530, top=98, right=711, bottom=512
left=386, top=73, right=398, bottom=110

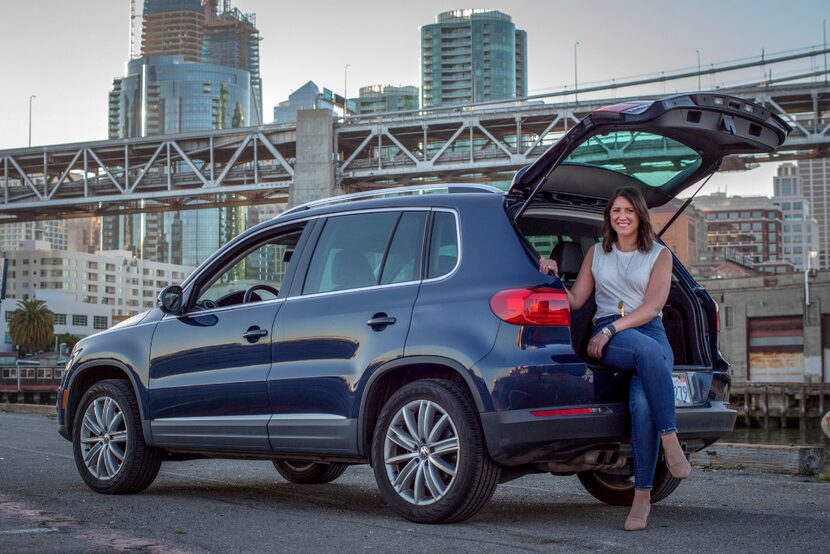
left=66, top=360, right=152, bottom=445
left=357, top=356, right=488, bottom=457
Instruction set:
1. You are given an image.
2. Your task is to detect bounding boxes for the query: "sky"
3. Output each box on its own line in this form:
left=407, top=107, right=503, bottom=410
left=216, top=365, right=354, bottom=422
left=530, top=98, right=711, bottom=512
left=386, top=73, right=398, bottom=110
left=1, top=0, right=828, bottom=198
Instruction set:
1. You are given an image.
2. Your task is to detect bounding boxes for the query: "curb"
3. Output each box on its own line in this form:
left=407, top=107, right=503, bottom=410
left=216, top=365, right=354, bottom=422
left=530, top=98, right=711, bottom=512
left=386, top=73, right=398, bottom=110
left=692, top=441, right=825, bottom=476
left=0, top=403, right=56, bottom=415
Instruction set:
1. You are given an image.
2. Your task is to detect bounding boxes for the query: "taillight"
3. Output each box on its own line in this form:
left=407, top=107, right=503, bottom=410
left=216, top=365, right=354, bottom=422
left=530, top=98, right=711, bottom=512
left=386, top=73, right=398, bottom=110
left=489, top=287, right=570, bottom=326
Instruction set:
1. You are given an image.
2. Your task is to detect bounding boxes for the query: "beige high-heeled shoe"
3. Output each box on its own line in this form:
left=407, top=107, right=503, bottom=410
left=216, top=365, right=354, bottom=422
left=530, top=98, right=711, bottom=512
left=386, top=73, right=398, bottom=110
left=624, top=504, right=651, bottom=531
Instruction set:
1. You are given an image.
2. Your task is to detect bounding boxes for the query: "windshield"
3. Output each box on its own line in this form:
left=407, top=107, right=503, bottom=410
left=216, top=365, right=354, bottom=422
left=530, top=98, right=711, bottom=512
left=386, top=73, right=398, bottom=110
left=562, top=131, right=702, bottom=188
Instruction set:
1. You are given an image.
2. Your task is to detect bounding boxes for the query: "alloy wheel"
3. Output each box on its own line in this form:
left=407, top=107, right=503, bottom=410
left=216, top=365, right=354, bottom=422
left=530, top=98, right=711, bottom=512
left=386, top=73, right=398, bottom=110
left=80, top=396, right=128, bottom=480
left=383, top=399, right=460, bottom=506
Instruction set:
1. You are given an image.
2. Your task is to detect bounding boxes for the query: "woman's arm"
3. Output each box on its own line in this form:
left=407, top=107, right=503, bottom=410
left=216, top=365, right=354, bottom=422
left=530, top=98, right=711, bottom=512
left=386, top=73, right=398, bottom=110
left=539, top=245, right=595, bottom=310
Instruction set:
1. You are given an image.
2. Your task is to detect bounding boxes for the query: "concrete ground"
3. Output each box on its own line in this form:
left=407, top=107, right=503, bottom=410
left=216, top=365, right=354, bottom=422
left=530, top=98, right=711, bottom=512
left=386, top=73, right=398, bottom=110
left=1, top=410, right=828, bottom=553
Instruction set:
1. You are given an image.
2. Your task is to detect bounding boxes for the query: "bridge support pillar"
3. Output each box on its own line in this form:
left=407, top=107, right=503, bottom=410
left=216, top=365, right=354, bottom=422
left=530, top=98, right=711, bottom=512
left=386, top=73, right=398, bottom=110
left=290, top=110, right=338, bottom=208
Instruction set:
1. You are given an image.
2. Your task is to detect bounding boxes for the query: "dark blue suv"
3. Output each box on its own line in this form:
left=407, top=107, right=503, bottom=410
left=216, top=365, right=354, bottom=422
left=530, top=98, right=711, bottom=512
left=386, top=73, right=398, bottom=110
left=57, top=93, right=788, bottom=523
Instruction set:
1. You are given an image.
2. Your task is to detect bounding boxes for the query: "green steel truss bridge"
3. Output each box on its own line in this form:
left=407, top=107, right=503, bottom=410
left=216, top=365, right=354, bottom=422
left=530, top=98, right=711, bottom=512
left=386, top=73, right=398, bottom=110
left=2, top=46, right=830, bottom=222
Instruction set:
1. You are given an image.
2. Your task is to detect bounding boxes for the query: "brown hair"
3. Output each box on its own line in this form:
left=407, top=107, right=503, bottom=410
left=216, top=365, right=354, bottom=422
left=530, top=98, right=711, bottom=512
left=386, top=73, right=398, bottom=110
left=601, top=186, right=655, bottom=253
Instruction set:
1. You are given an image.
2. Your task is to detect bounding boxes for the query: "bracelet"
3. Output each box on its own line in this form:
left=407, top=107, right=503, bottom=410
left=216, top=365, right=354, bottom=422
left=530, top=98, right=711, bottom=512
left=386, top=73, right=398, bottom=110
left=607, top=323, right=617, bottom=336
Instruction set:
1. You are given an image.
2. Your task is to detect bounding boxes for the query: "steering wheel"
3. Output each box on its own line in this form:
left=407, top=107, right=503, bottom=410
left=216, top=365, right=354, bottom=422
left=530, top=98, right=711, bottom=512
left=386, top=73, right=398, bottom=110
left=243, top=284, right=279, bottom=303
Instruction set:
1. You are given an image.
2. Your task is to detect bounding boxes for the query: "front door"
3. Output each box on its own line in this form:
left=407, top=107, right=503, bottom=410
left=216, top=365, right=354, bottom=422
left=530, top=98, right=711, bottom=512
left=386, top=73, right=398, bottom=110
left=149, top=223, right=308, bottom=451
left=267, top=210, right=427, bottom=454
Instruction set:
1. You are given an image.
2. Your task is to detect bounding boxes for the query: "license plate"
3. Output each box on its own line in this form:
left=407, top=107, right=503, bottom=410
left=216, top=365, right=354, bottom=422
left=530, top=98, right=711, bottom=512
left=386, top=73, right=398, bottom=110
left=673, top=374, right=693, bottom=407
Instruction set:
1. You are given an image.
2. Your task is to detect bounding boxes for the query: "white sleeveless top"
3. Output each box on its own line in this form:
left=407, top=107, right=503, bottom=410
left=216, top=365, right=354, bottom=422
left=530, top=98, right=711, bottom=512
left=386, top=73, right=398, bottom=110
left=591, top=241, right=666, bottom=323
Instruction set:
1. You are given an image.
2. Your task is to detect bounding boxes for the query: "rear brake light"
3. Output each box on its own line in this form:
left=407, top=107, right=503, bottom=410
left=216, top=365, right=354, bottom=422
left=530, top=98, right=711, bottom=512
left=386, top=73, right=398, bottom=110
left=531, top=407, right=599, bottom=417
left=490, top=288, right=570, bottom=326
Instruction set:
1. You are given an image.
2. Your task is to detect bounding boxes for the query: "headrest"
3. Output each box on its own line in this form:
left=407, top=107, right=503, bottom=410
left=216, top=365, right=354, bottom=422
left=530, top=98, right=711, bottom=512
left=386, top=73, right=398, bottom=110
left=550, top=241, right=584, bottom=276
left=331, top=249, right=375, bottom=289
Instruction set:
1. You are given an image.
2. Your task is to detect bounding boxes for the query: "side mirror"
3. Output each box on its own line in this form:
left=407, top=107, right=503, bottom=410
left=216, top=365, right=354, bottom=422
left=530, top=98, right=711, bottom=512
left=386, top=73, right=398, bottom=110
left=158, top=285, right=184, bottom=315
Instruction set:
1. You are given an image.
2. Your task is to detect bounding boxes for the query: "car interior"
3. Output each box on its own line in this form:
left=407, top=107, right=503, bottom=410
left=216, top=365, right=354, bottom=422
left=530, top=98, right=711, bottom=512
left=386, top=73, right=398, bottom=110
left=518, top=208, right=707, bottom=368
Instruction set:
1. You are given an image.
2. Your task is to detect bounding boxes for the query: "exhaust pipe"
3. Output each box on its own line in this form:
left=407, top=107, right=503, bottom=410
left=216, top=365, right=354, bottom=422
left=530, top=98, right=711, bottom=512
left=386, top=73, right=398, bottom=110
left=540, top=449, right=627, bottom=475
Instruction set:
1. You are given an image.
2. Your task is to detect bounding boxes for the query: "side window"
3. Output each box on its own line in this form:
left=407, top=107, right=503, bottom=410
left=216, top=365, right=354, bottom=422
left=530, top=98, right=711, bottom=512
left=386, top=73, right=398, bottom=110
left=380, top=212, right=427, bottom=285
left=427, top=212, right=459, bottom=279
left=195, top=224, right=305, bottom=308
left=303, top=212, right=399, bottom=294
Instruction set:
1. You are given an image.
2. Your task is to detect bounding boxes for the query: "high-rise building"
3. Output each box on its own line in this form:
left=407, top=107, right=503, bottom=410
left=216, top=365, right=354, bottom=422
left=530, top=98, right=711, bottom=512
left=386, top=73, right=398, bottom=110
left=0, top=221, right=67, bottom=254
left=693, top=193, right=793, bottom=273
left=648, top=199, right=706, bottom=266
left=106, top=1, right=262, bottom=264
left=273, top=81, right=338, bottom=124
left=421, top=9, right=527, bottom=108
left=355, top=85, right=419, bottom=115
left=797, top=158, right=830, bottom=268
left=202, top=0, right=262, bottom=125
left=772, top=163, right=819, bottom=271
left=141, top=0, right=204, bottom=62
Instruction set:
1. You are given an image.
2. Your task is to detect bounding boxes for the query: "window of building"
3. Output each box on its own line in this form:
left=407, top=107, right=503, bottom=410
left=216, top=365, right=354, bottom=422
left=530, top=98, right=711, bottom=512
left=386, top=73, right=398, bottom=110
left=768, top=233, right=777, bottom=242
left=793, top=202, right=803, bottom=209
left=93, top=316, right=108, bottom=330
left=87, top=261, right=98, bottom=269
left=86, top=273, right=98, bottom=281
left=724, top=305, right=734, bottom=328
left=72, top=315, right=88, bottom=326
left=767, top=211, right=776, bottom=218
left=767, top=222, right=775, bottom=230
left=752, top=211, right=762, bottom=218
left=4, top=312, right=13, bottom=322
left=752, top=222, right=762, bottom=231
left=156, top=269, right=165, bottom=277
left=54, top=313, right=66, bottom=325
left=781, top=202, right=791, bottom=210
left=105, top=263, right=116, bottom=271
left=105, top=275, right=115, bottom=283
left=728, top=212, right=739, bottom=220
left=717, top=212, right=727, bottom=220
left=740, top=211, right=750, bottom=218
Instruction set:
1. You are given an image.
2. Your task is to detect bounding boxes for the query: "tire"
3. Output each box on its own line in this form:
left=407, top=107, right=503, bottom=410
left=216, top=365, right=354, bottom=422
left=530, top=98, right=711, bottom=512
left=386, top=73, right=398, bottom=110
left=371, top=379, right=501, bottom=524
left=72, top=379, right=162, bottom=494
left=577, top=458, right=682, bottom=506
left=272, top=460, right=348, bottom=484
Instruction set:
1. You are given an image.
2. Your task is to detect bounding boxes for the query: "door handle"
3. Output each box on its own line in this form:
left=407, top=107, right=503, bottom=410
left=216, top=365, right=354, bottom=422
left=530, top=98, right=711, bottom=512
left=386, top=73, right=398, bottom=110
left=367, top=314, right=397, bottom=329
left=242, top=327, right=268, bottom=342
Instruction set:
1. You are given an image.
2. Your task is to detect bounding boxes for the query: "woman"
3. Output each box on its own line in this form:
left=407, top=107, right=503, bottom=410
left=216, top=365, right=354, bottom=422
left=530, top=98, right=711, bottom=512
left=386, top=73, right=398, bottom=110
left=539, top=186, right=692, bottom=531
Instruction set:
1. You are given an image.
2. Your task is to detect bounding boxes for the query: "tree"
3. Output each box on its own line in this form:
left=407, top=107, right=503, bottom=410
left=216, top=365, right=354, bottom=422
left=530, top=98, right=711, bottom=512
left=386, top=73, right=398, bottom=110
left=8, top=298, right=54, bottom=355
left=55, top=332, right=81, bottom=352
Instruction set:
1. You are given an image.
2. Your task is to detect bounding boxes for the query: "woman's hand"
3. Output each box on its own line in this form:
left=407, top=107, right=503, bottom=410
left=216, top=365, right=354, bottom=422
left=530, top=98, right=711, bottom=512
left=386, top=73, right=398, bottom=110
left=587, top=332, right=610, bottom=359
left=539, top=258, right=559, bottom=277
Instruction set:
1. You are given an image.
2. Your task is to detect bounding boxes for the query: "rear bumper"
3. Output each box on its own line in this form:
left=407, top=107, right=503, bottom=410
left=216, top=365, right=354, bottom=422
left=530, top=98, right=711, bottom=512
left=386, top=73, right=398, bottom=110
left=481, top=401, right=736, bottom=466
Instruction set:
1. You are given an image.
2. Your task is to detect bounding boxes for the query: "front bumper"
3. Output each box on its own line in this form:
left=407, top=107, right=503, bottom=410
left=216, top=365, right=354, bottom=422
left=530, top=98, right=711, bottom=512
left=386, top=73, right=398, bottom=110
left=56, top=385, right=70, bottom=441
left=480, top=401, right=736, bottom=466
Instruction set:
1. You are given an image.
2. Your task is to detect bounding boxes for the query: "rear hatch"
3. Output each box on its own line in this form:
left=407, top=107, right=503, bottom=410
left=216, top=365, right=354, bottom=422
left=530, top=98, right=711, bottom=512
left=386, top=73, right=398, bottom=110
left=508, top=93, right=790, bottom=219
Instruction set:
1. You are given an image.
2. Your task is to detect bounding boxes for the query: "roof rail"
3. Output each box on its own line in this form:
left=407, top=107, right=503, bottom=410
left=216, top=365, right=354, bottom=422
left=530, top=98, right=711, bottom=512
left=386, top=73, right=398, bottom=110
left=279, top=183, right=503, bottom=218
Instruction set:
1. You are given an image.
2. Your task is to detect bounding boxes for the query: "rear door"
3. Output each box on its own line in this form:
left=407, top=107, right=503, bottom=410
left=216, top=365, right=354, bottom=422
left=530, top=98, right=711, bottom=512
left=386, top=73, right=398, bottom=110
left=509, top=94, right=790, bottom=216
left=266, top=209, right=427, bottom=454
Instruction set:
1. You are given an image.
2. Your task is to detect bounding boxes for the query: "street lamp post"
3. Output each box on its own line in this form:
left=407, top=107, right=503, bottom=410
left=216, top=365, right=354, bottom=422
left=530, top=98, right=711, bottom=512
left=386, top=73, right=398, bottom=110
left=344, top=64, right=350, bottom=117
left=28, top=95, right=36, bottom=147
left=574, top=42, right=580, bottom=103
left=696, top=50, right=701, bottom=91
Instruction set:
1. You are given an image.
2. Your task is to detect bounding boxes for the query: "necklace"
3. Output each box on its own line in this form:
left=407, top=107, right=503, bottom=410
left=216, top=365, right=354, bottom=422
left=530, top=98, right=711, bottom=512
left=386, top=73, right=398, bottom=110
left=614, top=244, right=637, bottom=316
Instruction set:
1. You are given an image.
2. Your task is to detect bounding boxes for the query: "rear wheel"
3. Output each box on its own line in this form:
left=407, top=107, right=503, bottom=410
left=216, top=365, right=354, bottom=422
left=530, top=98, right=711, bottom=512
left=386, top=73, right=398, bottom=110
left=72, top=379, right=161, bottom=494
left=577, top=458, right=682, bottom=506
left=371, top=379, right=500, bottom=524
left=272, top=460, right=348, bottom=484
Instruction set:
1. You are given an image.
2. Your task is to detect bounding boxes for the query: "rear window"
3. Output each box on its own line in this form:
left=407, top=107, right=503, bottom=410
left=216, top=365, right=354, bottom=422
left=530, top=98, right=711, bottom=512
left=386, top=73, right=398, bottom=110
left=427, top=212, right=458, bottom=279
left=563, top=131, right=702, bottom=188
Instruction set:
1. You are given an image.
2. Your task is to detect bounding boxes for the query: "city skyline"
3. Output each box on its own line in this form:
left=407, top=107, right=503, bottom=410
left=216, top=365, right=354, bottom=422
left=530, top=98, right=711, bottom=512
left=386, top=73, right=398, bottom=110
left=0, top=0, right=828, bottom=198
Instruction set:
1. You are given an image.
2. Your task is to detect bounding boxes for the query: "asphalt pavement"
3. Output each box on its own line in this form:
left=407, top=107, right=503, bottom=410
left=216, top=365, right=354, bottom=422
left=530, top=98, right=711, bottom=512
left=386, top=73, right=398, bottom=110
left=1, top=410, right=828, bottom=553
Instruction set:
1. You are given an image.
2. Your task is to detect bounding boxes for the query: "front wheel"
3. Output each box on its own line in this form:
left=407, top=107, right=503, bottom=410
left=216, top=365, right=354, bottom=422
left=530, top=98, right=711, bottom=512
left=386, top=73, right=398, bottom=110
left=72, top=379, right=161, bottom=494
left=577, top=458, right=682, bottom=506
left=371, top=379, right=500, bottom=524
left=272, top=460, right=348, bottom=484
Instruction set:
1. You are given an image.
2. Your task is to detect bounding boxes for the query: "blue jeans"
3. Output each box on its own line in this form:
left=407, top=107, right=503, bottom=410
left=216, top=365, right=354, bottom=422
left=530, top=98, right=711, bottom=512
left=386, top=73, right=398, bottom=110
left=592, top=315, right=676, bottom=490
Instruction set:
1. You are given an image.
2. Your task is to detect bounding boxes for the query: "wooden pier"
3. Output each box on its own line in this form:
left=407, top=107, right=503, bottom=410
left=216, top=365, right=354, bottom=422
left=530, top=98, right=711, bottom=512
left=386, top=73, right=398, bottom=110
left=731, top=382, right=829, bottom=429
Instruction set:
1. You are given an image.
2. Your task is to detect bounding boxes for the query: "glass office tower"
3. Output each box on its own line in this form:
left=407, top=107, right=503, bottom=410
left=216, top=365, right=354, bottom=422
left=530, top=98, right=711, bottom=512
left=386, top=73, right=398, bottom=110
left=421, top=9, right=527, bottom=108
left=105, top=56, right=251, bottom=263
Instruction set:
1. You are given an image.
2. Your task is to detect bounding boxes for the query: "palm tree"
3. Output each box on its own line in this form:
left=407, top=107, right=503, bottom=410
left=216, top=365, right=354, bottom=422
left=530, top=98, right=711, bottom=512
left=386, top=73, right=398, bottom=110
left=8, top=298, right=54, bottom=355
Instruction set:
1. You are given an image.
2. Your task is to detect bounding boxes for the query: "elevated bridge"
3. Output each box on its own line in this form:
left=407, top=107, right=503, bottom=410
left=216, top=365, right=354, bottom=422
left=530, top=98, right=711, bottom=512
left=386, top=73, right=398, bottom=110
left=2, top=47, right=829, bottom=222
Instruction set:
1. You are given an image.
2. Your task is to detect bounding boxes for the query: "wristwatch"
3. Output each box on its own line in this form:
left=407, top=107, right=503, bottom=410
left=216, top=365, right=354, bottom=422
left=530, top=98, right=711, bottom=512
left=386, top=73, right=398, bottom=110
left=600, top=324, right=617, bottom=338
